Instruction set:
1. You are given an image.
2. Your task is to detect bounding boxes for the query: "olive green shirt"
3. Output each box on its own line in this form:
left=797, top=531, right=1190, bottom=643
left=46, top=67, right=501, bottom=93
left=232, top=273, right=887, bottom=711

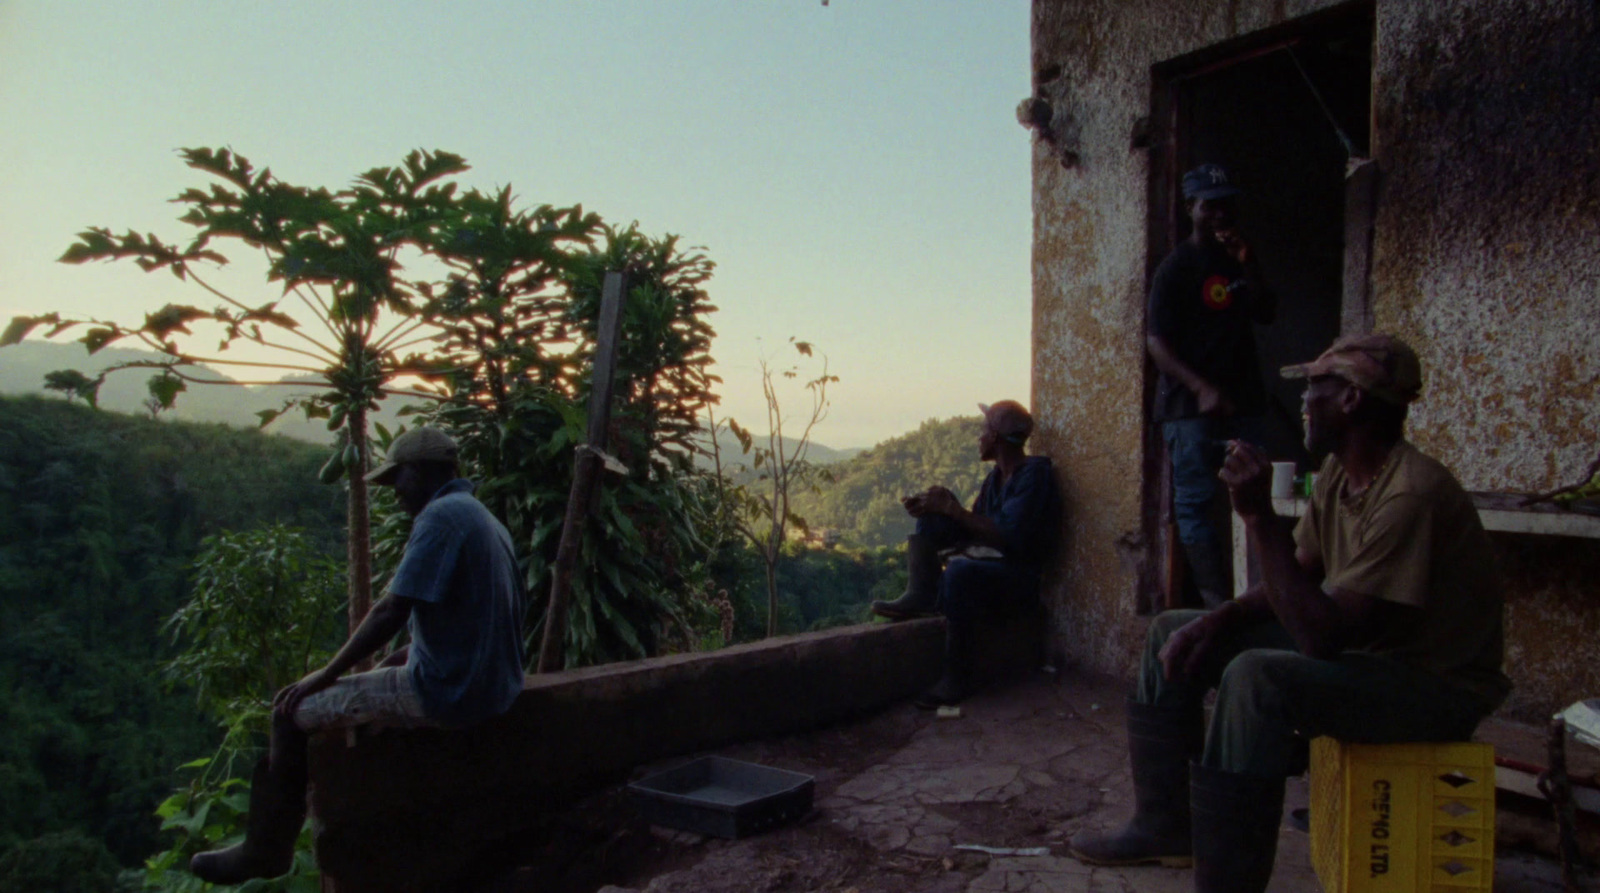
left=1294, top=441, right=1511, bottom=711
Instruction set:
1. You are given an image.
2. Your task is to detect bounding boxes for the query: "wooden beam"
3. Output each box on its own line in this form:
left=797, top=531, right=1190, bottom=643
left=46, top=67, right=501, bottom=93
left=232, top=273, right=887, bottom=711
left=537, top=271, right=626, bottom=673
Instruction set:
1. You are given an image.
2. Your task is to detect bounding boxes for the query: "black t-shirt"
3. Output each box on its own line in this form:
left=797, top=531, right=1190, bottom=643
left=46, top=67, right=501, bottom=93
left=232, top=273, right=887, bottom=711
left=1147, top=238, right=1268, bottom=422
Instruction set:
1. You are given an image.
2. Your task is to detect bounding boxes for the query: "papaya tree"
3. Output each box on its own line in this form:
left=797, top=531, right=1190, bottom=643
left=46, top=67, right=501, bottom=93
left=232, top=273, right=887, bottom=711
left=0, top=147, right=597, bottom=634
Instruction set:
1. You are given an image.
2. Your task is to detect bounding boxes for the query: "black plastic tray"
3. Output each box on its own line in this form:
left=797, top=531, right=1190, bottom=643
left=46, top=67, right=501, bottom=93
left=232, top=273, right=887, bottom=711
left=629, top=756, right=815, bottom=839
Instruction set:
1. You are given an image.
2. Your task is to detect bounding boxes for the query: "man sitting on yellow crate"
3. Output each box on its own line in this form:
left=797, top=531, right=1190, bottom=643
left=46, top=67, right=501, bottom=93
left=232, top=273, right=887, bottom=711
left=1069, top=333, right=1510, bottom=892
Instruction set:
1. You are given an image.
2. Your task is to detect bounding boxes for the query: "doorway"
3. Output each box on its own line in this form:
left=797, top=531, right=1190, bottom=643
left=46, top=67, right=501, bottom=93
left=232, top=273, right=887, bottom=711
left=1141, top=3, right=1374, bottom=611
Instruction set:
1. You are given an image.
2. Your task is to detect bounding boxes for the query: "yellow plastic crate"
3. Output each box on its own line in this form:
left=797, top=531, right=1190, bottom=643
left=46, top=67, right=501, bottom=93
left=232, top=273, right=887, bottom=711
left=1309, top=738, right=1495, bottom=892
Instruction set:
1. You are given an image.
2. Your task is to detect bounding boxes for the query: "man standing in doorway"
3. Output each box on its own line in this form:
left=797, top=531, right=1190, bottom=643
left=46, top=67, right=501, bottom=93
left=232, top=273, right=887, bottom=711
left=1147, top=163, right=1277, bottom=607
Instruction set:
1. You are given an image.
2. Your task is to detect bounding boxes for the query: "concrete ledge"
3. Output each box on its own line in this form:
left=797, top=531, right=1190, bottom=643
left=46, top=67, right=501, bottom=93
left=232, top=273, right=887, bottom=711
left=308, top=619, right=945, bottom=891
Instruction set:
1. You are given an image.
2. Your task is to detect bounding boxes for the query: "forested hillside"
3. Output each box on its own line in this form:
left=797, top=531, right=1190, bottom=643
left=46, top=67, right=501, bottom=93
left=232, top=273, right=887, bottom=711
left=792, top=415, right=988, bottom=547
left=0, top=395, right=345, bottom=872
left=0, top=341, right=410, bottom=446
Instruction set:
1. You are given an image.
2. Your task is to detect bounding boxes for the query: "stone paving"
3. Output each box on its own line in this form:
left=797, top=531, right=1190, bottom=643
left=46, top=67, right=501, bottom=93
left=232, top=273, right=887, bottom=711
left=570, top=669, right=1573, bottom=893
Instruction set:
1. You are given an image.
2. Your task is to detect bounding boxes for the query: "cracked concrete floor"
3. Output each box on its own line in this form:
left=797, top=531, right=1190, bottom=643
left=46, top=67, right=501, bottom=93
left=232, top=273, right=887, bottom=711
left=497, top=670, right=1575, bottom=893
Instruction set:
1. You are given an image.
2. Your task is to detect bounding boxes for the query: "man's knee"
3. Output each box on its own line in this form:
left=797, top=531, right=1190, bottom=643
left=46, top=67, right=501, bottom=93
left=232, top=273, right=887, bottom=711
left=1216, top=649, right=1299, bottom=715
left=939, top=559, right=985, bottom=619
left=1147, top=609, right=1208, bottom=653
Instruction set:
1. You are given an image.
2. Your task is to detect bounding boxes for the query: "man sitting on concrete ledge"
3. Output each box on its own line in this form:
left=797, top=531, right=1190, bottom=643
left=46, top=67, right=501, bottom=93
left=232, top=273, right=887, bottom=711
left=1068, top=334, right=1510, bottom=892
left=870, top=400, right=1059, bottom=709
left=190, top=426, right=526, bottom=884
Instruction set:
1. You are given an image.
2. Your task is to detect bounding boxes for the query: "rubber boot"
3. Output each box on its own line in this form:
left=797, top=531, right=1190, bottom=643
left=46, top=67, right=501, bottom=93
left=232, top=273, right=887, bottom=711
left=1182, top=540, right=1231, bottom=609
left=1068, top=699, right=1203, bottom=866
left=872, top=534, right=941, bottom=619
left=190, top=754, right=307, bottom=884
left=1190, top=762, right=1286, bottom=893
left=913, top=615, right=973, bottom=709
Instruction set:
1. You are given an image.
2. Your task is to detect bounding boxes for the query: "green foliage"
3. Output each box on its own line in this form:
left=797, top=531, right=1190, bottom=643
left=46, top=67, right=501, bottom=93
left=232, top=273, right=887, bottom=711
left=142, top=526, right=342, bottom=892
left=0, top=395, right=343, bottom=869
left=790, top=415, right=987, bottom=547
left=0, top=830, right=120, bottom=893
left=142, top=760, right=319, bottom=893
left=163, top=526, right=344, bottom=746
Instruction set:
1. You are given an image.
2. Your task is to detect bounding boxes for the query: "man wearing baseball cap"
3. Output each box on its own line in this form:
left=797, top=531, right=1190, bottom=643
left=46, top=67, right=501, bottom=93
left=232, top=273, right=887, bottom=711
left=870, top=400, right=1059, bottom=708
left=192, top=426, right=526, bottom=884
left=1147, top=163, right=1277, bottom=608
left=1072, top=333, right=1508, bottom=892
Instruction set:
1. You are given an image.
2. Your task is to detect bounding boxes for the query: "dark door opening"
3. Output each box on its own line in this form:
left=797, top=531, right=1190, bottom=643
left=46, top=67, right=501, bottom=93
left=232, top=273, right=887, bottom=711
left=1141, top=4, right=1374, bottom=611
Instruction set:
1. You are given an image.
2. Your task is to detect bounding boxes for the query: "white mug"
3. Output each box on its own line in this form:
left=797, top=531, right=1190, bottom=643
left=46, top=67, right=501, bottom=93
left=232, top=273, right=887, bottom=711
left=1271, top=462, right=1296, bottom=499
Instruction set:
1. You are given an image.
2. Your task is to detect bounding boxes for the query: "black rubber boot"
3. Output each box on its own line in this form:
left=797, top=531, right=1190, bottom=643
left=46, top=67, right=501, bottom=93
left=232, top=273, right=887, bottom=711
left=1068, top=699, right=1203, bottom=866
left=1190, top=762, right=1286, bottom=893
left=872, top=534, right=941, bottom=619
left=1182, top=540, right=1231, bottom=609
left=190, top=754, right=307, bottom=884
left=913, top=616, right=973, bottom=709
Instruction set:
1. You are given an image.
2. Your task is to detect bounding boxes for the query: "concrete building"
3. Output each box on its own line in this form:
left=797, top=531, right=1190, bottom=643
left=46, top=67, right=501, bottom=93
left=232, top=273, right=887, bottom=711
left=1026, top=0, right=1600, bottom=720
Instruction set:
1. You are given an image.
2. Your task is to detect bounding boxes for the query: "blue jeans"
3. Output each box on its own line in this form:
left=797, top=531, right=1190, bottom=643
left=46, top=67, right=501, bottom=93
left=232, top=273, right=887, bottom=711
left=915, top=514, right=1040, bottom=628
left=1162, top=416, right=1264, bottom=547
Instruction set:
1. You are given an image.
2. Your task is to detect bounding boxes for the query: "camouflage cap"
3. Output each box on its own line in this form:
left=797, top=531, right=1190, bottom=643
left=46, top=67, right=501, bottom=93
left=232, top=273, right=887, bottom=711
left=1280, top=333, right=1423, bottom=405
left=366, top=426, right=459, bottom=484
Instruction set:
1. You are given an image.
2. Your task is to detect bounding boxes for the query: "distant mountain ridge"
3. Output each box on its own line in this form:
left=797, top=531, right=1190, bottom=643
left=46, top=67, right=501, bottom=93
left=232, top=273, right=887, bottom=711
left=1, top=341, right=866, bottom=459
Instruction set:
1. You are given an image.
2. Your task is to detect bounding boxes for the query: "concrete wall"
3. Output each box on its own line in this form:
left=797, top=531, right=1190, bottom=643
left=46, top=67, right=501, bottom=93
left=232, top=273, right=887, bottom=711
left=1030, top=0, right=1600, bottom=715
left=309, top=621, right=944, bottom=892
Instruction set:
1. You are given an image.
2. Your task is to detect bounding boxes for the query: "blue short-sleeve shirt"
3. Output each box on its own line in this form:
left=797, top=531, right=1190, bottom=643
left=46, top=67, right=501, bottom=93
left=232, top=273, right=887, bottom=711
left=388, top=479, right=525, bottom=727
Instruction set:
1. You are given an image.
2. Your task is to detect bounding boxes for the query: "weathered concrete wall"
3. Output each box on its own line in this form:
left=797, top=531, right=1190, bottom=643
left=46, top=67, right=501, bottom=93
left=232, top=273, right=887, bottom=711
left=1031, top=0, right=1600, bottom=716
left=310, top=621, right=944, bottom=892
left=1030, top=0, right=1342, bottom=678
left=1369, top=0, right=1600, bottom=721
left=1372, top=0, right=1600, bottom=489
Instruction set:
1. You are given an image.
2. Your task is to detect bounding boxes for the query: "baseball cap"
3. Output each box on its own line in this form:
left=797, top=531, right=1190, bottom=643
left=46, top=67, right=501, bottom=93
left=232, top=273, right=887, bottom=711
left=1280, top=333, right=1423, bottom=405
left=1181, top=164, right=1240, bottom=200
left=978, top=400, right=1033, bottom=444
left=366, top=426, right=460, bottom=484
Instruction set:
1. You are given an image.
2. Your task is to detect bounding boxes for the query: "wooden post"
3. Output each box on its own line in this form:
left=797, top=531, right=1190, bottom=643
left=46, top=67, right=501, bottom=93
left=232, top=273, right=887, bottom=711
left=536, top=272, right=626, bottom=673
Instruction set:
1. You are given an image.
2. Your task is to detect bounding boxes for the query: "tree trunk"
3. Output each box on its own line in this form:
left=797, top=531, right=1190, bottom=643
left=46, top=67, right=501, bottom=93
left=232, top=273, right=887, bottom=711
left=346, top=404, right=373, bottom=661
left=764, top=548, right=778, bottom=638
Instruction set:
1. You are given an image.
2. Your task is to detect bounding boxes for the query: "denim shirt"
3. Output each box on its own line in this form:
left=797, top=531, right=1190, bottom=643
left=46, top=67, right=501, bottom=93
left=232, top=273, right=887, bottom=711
left=974, top=455, right=1059, bottom=569
left=389, top=479, right=525, bottom=727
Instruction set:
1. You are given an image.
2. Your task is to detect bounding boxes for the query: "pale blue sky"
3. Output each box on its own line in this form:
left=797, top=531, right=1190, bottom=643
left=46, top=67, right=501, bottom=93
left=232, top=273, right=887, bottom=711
left=0, top=1, right=1032, bottom=448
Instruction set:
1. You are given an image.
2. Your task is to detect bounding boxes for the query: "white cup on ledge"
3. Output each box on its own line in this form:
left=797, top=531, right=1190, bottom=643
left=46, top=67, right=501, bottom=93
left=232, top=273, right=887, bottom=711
left=1270, top=462, right=1296, bottom=499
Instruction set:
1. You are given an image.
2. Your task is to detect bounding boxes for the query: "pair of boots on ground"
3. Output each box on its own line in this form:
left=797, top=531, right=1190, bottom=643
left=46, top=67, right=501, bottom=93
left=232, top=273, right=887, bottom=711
left=1069, top=698, right=1286, bottom=892
left=189, top=721, right=309, bottom=884
left=870, top=534, right=972, bottom=708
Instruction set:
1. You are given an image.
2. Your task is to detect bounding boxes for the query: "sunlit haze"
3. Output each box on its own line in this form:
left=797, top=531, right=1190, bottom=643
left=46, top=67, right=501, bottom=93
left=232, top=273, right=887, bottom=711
left=0, top=1, right=1032, bottom=449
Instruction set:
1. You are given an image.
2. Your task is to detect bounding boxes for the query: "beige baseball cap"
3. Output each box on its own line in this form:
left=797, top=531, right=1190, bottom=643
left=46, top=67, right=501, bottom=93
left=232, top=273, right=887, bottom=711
left=366, top=427, right=459, bottom=484
left=978, top=400, right=1034, bottom=443
left=1280, top=333, right=1423, bottom=405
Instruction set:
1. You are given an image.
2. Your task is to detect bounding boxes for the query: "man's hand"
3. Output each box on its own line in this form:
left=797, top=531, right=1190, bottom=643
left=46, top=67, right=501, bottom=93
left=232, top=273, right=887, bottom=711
left=1219, top=439, right=1274, bottom=523
left=919, top=486, right=963, bottom=517
left=273, top=667, right=338, bottom=722
left=1216, top=226, right=1252, bottom=266
left=1157, top=608, right=1235, bottom=681
left=1195, top=381, right=1235, bottom=418
left=901, top=492, right=927, bottom=517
